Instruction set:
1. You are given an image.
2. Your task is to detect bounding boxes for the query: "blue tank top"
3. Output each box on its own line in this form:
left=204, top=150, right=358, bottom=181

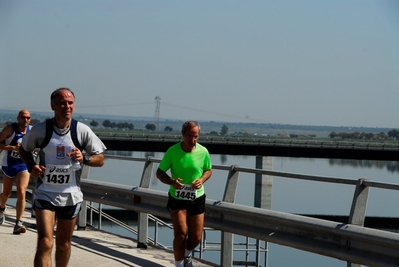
left=4, top=123, right=30, bottom=166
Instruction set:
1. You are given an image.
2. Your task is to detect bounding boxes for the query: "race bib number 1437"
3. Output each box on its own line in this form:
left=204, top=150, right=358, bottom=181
left=44, top=165, right=72, bottom=185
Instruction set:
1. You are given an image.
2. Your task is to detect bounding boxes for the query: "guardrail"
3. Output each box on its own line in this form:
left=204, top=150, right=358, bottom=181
left=2, top=155, right=399, bottom=267
left=85, top=155, right=399, bottom=267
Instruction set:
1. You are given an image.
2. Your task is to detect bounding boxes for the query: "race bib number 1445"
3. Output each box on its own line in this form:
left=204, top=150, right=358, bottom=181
left=176, top=184, right=197, bottom=201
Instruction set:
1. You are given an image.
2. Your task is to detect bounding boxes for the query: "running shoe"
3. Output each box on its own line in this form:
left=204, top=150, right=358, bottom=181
left=13, top=223, right=26, bottom=235
left=184, top=256, right=193, bottom=267
left=0, top=206, right=5, bottom=225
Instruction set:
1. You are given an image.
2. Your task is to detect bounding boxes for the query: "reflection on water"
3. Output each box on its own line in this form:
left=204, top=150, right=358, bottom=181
left=220, top=154, right=227, bottom=164
left=106, top=150, right=399, bottom=173
left=329, top=158, right=399, bottom=173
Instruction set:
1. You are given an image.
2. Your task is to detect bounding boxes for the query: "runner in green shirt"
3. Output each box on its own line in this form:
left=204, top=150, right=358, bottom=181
left=156, top=120, right=212, bottom=267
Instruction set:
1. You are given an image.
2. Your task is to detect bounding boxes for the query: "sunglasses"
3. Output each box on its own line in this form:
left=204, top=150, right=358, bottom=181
left=20, top=116, right=31, bottom=120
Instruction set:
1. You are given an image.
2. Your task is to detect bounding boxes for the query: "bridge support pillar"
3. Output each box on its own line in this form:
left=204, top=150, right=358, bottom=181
left=255, top=156, right=273, bottom=209
left=254, top=156, right=273, bottom=267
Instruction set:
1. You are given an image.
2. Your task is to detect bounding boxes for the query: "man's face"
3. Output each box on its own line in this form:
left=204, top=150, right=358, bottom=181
left=51, top=90, right=75, bottom=120
left=182, top=126, right=200, bottom=149
left=17, top=112, right=31, bottom=126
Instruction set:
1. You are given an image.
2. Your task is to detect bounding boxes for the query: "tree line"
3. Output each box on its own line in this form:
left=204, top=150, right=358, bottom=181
left=1, top=117, right=231, bottom=136
left=100, top=120, right=230, bottom=135
left=100, top=120, right=173, bottom=132
left=329, top=129, right=399, bottom=140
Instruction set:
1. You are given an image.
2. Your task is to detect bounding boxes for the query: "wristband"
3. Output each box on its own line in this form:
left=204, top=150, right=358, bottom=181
left=27, top=163, right=36, bottom=173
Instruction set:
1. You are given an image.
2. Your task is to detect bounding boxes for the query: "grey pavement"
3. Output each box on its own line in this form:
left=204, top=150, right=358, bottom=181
left=0, top=206, right=218, bottom=267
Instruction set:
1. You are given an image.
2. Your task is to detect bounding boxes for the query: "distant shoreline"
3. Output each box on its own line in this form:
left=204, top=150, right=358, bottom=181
left=0, top=109, right=395, bottom=138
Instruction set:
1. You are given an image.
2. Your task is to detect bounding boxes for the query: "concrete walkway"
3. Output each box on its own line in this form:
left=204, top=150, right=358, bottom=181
left=1, top=206, right=218, bottom=267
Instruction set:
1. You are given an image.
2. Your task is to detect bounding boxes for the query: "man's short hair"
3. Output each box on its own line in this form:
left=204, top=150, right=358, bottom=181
left=181, top=120, right=200, bottom=134
left=50, top=87, right=75, bottom=103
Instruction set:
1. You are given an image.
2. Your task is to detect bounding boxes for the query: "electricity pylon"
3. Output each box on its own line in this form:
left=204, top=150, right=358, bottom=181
left=154, top=96, right=161, bottom=131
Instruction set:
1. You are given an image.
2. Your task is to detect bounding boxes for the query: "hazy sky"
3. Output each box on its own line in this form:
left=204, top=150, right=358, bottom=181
left=1, top=1, right=398, bottom=128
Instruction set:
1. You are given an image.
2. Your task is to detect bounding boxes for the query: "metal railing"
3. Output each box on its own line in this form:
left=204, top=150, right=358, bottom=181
left=85, top=202, right=238, bottom=259
left=81, top=155, right=399, bottom=267
left=2, top=155, right=399, bottom=267
left=86, top=202, right=171, bottom=249
left=79, top=155, right=268, bottom=265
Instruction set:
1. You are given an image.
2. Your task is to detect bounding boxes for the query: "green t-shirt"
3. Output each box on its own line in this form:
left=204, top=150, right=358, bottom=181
left=158, top=142, right=212, bottom=200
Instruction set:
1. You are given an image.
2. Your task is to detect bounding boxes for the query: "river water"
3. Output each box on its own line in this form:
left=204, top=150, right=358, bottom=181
left=86, top=150, right=399, bottom=267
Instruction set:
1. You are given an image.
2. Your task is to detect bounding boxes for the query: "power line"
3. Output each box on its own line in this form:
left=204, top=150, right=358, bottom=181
left=161, top=102, right=264, bottom=122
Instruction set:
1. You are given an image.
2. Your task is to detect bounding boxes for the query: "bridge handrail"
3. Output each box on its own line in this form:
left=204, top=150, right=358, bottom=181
left=80, top=178, right=399, bottom=267
left=88, top=155, right=399, bottom=267
left=103, top=154, right=399, bottom=190
left=2, top=154, right=399, bottom=267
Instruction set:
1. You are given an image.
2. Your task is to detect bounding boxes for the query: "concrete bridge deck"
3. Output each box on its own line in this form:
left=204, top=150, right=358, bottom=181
left=1, top=206, right=217, bottom=267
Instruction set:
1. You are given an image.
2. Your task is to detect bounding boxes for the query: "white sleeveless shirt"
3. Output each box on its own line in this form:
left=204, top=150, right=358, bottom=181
left=39, top=130, right=80, bottom=193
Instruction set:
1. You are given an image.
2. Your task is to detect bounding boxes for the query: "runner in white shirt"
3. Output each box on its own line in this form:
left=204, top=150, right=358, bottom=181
left=20, top=88, right=106, bottom=267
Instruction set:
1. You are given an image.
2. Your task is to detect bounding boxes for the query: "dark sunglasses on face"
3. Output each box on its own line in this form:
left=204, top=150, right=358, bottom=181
left=20, top=116, right=31, bottom=120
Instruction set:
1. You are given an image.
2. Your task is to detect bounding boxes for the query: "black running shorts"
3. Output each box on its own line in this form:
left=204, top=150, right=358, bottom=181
left=167, top=193, right=206, bottom=216
left=33, top=199, right=81, bottom=220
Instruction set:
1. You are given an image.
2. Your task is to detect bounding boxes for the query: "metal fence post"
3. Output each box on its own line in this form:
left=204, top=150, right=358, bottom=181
left=140, top=157, right=154, bottom=188
left=77, top=165, right=90, bottom=230
left=221, top=165, right=240, bottom=267
left=349, top=178, right=369, bottom=226
left=222, top=165, right=239, bottom=203
left=347, top=178, right=370, bottom=267
left=137, top=157, right=155, bottom=248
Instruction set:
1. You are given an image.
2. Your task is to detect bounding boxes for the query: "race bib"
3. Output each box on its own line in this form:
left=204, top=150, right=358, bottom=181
left=175, top=184, right=197, bottom=201
left=10, top=150, right=20, bottom=159
left=43, top=165, right=72, bottom=185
